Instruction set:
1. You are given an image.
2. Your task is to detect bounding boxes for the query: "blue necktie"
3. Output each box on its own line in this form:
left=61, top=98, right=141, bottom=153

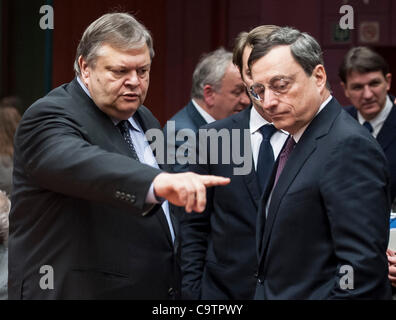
left=117, top=120, right=140, bottom=161
left=257, top=124, right=277, bottom=193
left=363, top=121, right=373, bottom=133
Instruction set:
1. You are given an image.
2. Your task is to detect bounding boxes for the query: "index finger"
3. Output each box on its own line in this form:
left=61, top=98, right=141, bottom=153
left=199, top=175, right=231, bottom=187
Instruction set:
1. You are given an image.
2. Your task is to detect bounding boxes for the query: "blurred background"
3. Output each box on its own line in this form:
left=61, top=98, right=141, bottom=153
left=1, top=0, right=395, bottom=125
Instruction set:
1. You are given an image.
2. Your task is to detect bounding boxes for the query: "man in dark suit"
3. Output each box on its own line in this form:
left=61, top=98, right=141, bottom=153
left=8, top=12, right=229, bottom=300
left=249, top=27, right=392, bottom=299
left=180, top=25, right=288, bottom=300
left=164, top=48, right=250, bottom=173
left=339, top=46, right=396, bottom=296
left=339, top=47, right=396, bottom=204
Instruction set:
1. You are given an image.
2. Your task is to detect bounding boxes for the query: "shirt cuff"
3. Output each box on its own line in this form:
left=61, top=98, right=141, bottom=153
left=146, top=183, right=164, bottom=204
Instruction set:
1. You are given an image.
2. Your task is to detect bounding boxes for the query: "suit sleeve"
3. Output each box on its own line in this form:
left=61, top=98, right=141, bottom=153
left=321, top=134, right=392, bottom=299
left=15, top=101, right=162, bottom=213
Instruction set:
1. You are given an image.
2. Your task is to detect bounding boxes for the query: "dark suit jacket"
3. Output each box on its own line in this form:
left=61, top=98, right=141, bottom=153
left=345, top=95, right=396, bottom=203
left=256, top=98, right=392, bottom=299
left=8, top=78, right=180, bottom=300
left=163, top=100, right=207, bottom=173
left=180, top=107, right=264, bottom=299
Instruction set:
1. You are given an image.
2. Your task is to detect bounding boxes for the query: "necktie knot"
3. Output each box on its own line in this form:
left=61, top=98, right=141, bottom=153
left=363, top=121, right=373, bottom=133
left=280, top=136, right=296, bottom=159
left=259, top=124, right=277, bottom=141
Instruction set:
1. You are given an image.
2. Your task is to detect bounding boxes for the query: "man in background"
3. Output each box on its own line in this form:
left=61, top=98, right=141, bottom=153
left=339, top=46, right=396, bottom=205
left=164, top=48, right=250, bottom=173
left=180, top=25, right=288, bottom=299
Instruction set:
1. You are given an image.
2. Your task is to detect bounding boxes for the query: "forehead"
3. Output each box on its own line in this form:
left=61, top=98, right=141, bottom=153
left=346, top=70, right=386, bottom=84
left=251, top=45, right=303, bottom=82
left=95, top=43, right=151, bottom=66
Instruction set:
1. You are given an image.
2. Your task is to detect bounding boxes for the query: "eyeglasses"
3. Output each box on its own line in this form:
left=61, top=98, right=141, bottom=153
left=249, top=77, right=293, bottom=102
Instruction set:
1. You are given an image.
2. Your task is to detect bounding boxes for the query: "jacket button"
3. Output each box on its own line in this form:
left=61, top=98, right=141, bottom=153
left=168, top=287, right=174, bottom=296
left=254, top=272, right=259, bottom=278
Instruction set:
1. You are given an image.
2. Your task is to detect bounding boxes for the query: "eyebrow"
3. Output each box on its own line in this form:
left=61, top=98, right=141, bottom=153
left=269, top=74, right=296, bottom=82
left=105, top=63, right=151, bottom=70
left=349, top=78, right=382, bottom=86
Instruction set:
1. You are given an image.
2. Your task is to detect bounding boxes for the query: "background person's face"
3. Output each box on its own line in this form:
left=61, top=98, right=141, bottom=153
left=251, top=45, right=325, bottom=134
left=342, top=70, right=391, bottom=121
left=242, top=45, right=272, bottom=122
left=80, top=44, right=151, bottom=120
left=211, top=63, right=251, bottom=120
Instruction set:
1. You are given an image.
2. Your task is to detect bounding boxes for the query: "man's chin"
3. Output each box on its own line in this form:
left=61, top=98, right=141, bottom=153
left=360, top=104, right=381, bottom=118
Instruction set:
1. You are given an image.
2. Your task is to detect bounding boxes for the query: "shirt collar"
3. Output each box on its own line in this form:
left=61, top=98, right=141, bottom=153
left=191, top=99, right=216, bottom=124
left=249, top=105, right=288, bottom=135
left=77, top=76, right=92, bottom=99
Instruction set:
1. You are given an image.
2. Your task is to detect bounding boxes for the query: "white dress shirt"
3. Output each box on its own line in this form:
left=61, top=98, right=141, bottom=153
left=191, top=99, right=216, bottom=124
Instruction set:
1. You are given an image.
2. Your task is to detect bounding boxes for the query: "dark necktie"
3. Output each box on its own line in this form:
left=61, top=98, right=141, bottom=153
left=363, top=121, right=373, bottom=133
left=273, top=136, right=296, bottom=187
left=257, top=124, right=277, bottom=193
left=117, top=120, right=140, bottom=161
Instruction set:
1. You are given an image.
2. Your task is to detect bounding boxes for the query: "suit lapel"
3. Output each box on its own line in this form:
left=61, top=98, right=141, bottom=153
left=67, top=78, right=134, bottom=157
left=377, top=102, right=396, bottom=151
left=257, top=98, right=342, bottom=265
left=67, top=83, right=175, bottom=247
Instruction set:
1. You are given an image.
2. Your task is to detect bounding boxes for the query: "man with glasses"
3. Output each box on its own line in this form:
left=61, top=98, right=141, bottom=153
left=249, top=27, right=391, bottom=299
left=179, top=26, right=288, bottom=300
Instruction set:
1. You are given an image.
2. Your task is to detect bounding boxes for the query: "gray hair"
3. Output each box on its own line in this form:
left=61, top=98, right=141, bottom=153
left=248, top=27, right=330, bottom=89
left=191, top=48, right=233, bottom=100
left=74, top=12, right=155, bottom=76
left=0, top=191, right=10, bottom=245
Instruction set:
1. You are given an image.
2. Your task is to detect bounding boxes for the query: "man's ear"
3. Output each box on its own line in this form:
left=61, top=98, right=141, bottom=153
left=313, top=64, right=327, bottom=91
left=78, top=56, right=90, bottom=82
left=203, top=84, right=216, bottom=108
left=340, top=81, right=350, bottom=99
left=385, top=73, right=392, bottom=91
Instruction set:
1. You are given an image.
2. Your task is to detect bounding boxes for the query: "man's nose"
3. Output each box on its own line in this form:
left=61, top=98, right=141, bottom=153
left=362, top=85, right=374, bottom=99
left=240, top=90, right=251, bottom=107
left=262, top=88, right=279, bottom=110
left=125, top=71, right=139, bottom=87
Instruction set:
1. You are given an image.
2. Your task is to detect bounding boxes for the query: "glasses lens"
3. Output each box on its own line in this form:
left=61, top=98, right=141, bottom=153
left=251, top=84, right=265, bottom=101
